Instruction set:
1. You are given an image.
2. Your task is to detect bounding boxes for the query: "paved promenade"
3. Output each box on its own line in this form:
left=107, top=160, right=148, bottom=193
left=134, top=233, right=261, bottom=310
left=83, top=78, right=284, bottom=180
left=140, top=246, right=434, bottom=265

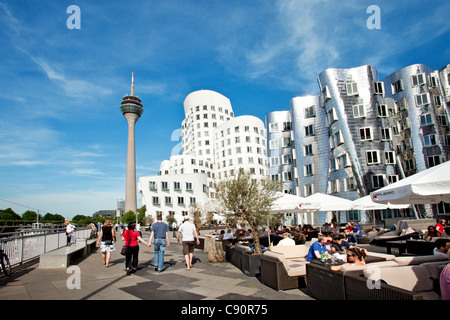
left=0, top=231, right=313, bottom=301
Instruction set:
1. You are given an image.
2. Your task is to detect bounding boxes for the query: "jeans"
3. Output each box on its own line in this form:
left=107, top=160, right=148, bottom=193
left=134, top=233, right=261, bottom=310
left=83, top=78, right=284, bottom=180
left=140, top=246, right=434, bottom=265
left=154, top=238, right=167, bottom=271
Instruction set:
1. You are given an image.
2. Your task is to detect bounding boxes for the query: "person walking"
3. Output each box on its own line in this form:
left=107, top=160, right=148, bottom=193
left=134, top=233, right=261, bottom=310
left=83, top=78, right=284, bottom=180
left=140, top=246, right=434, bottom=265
left=149, top=215, right=170, bottom=272
left=122, top=222, right=150, bottom=275
left=97, top=219, right=117, bottom=267
left=177, top=216, right=200, bottom=271
left=171, top=220, right=178, bottom=239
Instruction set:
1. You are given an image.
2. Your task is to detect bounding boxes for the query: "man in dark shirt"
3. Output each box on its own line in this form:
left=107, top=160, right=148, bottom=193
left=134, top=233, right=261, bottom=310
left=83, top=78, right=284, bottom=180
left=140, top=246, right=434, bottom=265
left=149, top=215, right=170, bottom=272
left=330, top=234, right=352, bottom=261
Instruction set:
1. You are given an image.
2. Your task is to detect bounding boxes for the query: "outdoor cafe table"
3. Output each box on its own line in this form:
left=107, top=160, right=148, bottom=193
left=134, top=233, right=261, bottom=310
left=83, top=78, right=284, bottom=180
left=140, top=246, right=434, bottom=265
left=385, top=240, right=407, bottom=255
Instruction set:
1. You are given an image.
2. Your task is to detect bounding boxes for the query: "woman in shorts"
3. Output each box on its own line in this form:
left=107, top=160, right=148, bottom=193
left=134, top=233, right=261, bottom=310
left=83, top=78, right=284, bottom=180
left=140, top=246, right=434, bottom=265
left=97, top=219, right=117, bottom=267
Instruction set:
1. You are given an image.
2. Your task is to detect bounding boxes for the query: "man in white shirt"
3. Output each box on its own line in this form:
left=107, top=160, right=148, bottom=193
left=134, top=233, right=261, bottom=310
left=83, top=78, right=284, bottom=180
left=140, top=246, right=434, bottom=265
left=223, top=230, right=233, bottom=240
left=277, top=232, right=295, bottom=246
left=177, top=217, right=200, bottom=270
left=433, top=239, right=450, bottom=257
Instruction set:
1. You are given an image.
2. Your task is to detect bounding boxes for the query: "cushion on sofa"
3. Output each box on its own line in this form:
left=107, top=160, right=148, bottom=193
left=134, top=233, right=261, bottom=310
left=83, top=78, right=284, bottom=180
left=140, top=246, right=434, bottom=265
left=286, top=264, right=307, bottom=277
left=394, top=254, right=448, bottom=266
left=363, top=265, right=433, bottom=292
left=269, top=245, right=308, bottom=259
left=340, top=260, right=399, bottom=272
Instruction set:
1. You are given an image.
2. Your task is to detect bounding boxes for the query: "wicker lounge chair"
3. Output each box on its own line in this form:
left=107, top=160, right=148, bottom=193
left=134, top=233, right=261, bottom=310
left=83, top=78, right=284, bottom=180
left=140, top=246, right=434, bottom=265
left=259, top=245, right=309, bottom=291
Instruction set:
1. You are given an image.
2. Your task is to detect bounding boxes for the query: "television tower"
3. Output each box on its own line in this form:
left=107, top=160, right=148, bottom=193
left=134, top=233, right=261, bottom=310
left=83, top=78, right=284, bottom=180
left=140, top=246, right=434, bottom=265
left=120, top=72, right=143, bottom=215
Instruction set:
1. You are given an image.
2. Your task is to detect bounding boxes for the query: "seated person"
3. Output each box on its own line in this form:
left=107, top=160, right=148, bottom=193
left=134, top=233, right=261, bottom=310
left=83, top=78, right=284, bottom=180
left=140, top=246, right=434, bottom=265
left=433, top=239, right=450, bottom=257
left=322, top=223, right=332, bottom=233
left=223, top=229, right=233, bottom=240
left=348, top=222, right=362, bottom=244
left=330, top=247, right=367, bottom=271
left=258, top=228, right=268, bottom=237
left=306, top=235, right=329, bottom=261
left=435, top=219, right=446, bottom=233
left=218, top=230, right=225, bottom=240
left=277, top=232, right=296, bottom=246
left=424, top=225, right=442, bottom=241
left=330, top=234, right=352, bottom=260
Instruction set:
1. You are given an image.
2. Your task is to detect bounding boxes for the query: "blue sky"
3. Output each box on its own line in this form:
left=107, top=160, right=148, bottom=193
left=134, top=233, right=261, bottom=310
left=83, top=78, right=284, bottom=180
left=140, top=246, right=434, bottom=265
left=0, top=0, right=449, bottom=218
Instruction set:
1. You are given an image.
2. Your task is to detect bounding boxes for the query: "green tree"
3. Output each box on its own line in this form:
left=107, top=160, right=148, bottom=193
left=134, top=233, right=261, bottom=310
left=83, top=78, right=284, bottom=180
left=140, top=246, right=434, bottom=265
left=0, top=208, right=22, bottom=221
left=123, top=210, right=136, bottom=224
left=22, top=210, right=40, bottom=221
left=215, top=170, right=279, bottom=254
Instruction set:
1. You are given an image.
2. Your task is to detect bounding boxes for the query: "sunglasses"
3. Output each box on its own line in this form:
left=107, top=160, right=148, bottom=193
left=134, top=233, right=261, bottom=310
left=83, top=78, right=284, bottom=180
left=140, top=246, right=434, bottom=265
left=347, top=254, right=356, bottom=257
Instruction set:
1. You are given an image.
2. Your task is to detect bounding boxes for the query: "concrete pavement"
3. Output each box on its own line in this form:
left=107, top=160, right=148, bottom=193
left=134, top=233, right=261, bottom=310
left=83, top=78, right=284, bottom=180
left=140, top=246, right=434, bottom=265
left=0, top=231, right=314, bottom=301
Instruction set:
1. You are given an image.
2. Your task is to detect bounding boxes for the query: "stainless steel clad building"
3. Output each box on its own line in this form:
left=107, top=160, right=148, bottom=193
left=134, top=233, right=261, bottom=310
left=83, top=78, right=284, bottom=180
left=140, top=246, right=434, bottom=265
left=266, top=63, right=450, bottom=221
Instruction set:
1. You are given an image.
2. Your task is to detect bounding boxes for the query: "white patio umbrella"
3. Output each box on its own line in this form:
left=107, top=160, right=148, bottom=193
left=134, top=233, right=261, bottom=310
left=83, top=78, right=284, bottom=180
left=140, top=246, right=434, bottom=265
left=352, top=195, right=411, bottom=210
left=305, top=193, right=354, bottom=211
left=352, top=195, right=411, bottom=225
left=303, top=193, right=354, bottom=226
left=370, top=160, right=450, bottom=205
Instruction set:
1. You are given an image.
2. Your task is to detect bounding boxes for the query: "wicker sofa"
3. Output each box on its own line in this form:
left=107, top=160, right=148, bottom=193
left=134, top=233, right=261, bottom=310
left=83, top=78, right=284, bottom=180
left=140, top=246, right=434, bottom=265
left=259, top=245, right=309, bottom=291
left=306, top=254, right=448, bottom=300
left=305, top=251, right=396, bottom=300
left=344, top=255, right=449, bottom=300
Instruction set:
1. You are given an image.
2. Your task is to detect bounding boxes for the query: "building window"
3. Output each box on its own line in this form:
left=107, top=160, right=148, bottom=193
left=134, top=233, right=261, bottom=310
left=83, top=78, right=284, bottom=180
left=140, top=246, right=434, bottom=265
left=434, top=95, right=442, bottom=107
left=420, top=114, right=433, bottom=126
left=269, top=123, right=279, bottom=132
left=329, top=180, right=339, bottom=193
left=161, top=181, right=168, bottom=190
left=359, top=127, right=372, bottom=141
left=165, top=197, right=172, bottom=205
left=305, top=124, right=314, bottom=136
left=385, top=151, right=396, bottom=165
left=353, top=104, right=365, bottom=118
left=404, top=158, right=416, bottom=171
left=391, top=79, right=403, bottom=94
left=428, top=155, right=441, bottom=168
left=381, top=128, right=391, bottom=141
left=345, top=177, right=356, bottom=191
left=149, top=181, right=157, bottom=191
left=346, top=82, right=358, bottom=96
left=416, top=93, right=429, bottom=106
left=174, top=182, right=181, bottom=190
left=372, top=175, right=385, bottom=188
left=305, top=144, right=313, bottom=156
left=283, top=172, right=292, bottom=181
left=190, top=197, right=196, bottom=204
left=282, top=137, right=291, bottom=148
left=177, top=197, right=184, bottom=205
left=411, top=73, right=425, bottom=87
left=377, top=104, right=388, bottom=117
left=305, top=106, right=315, bottom=118
left=282, top=154, right=292, bottom=165
left=283, top=122, right=292, bottom=131
left=304, top=164, right=314, bottom=176
left=423, top=134, right=436, bottom=147
left=374, top=81, right=384, bottom=95
left=388, top=175, right=399, bottom=184
left=304, top=184, right=314, bottom=196
left=152, top=196, right=160, bottom=205
left=366, top=150, right=380, bottom=165
left=270, top=157, right=280, bottom=167
left=186, top=182, right=193, bottom=191
left=271, top=174, right=280, bottom=182
left=269, top=140, right=279, bottom=150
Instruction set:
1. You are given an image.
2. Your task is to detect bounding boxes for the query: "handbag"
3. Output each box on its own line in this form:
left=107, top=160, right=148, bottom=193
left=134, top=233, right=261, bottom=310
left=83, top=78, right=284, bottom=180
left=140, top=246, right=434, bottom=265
left=120, top=231, right=134, bottom=256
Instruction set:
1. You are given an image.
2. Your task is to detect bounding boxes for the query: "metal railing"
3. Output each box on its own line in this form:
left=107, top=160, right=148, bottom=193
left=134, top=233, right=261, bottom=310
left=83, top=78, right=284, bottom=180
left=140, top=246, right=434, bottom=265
left=0, top=227, right=93, bottom=267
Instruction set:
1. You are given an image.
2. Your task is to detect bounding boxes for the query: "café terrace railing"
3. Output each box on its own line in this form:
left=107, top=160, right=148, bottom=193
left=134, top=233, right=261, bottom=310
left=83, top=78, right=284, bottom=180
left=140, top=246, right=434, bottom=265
left=0, top=227, right=92, bottom=267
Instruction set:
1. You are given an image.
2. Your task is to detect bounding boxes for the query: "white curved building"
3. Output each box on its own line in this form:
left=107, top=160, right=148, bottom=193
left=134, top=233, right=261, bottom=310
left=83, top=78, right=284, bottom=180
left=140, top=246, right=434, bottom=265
left=215, top=115, right=267, bottom=179
left=181, top=90, right=234, bottom=161
left=140, top=90, right=267, bottom=224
